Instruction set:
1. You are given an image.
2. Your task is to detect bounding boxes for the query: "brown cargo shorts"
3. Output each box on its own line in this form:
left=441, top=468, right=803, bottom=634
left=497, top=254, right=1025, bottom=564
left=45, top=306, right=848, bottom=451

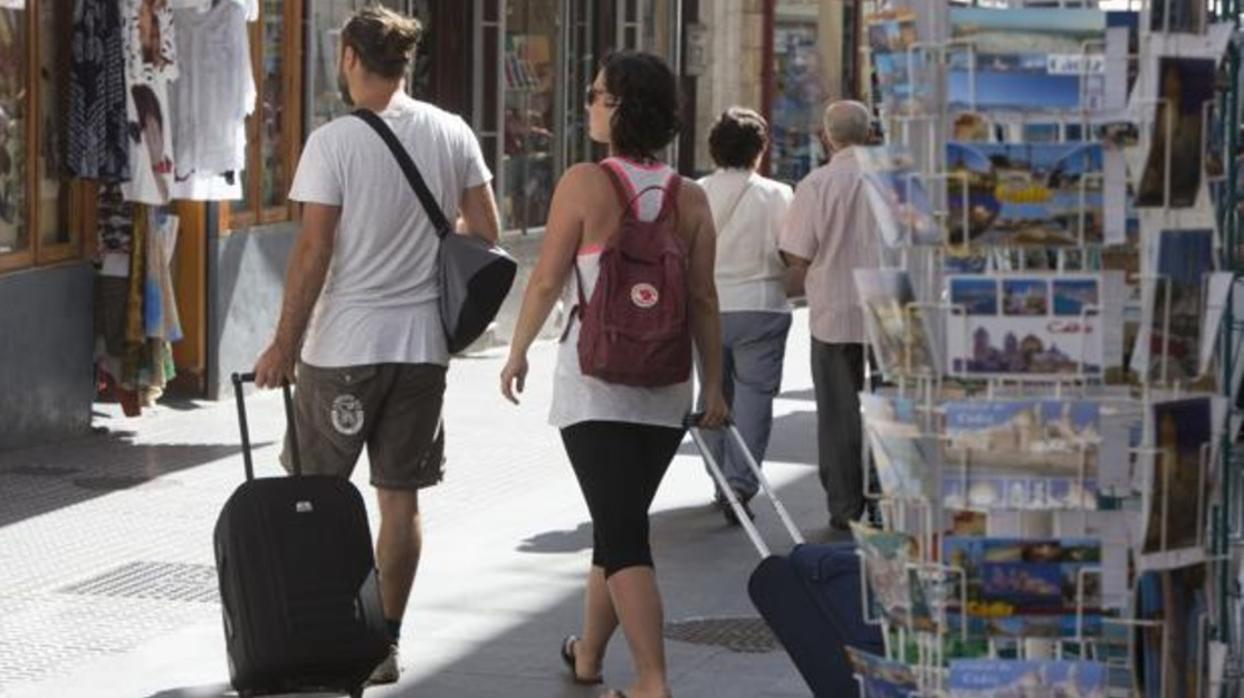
left=280, top=361, right=447, bottom=490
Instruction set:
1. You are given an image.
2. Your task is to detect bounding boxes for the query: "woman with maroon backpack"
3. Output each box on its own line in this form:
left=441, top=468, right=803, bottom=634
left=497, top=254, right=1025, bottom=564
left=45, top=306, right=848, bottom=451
left=501, top=51, right=728, bottom=698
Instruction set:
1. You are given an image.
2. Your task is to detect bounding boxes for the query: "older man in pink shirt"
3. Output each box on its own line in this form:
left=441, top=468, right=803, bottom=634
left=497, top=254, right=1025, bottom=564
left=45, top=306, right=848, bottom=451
left=779, top=100, right=880, bottom=538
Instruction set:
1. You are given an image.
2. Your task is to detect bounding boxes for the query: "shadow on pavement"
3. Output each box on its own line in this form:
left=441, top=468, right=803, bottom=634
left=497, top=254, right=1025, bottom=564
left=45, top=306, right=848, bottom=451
left=0, top=436, right=268, bottom=529
left=675, top=410, right=819, bottom=468
left=777, top=388, right=816, bottom=402
left=140, top=684, right=235, bottom=698
left=387, top=472, right=824, bottom=697
left=517, top=521, right=593, bottom=554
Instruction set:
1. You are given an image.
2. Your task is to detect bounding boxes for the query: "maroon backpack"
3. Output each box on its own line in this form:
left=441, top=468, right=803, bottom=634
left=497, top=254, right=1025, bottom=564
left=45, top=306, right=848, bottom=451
left=571, top=163, right=692, bottom=387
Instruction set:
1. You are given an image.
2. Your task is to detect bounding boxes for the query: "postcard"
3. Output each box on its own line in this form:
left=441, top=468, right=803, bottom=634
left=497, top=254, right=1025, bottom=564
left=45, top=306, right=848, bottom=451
left=947, top=141, right=1103, bottom=246
left=855, top=269, right=940, bottom=378
left=1136, top=57, right=1216, bottom=208
left=851, top=523, right=936, bottom=632
left=943, top=537, right=1104, bottom=638
left=949, top=659, right=1108, bottom=697
left=856, top=146, right=940, bottom=247
left=846, top=647, right=918, bottom=698
left=1140, top=397, right=1211, bottom=570
left=1199, top=272, right=1235, bottom=376
left=948, top=8, right=1108, bottom=115
left=1134, top=565, right=1208, bottom=698
left=867, top=9, right=928, bottom=114
left=1057, top=509, right=1135, bottom=609
left=946, top=272, right=1125, bottom=379
left=1131, top=229, right=1215, bottom=387
left=860, top=392, right=938, bottom=502
left=942, top=400, right=1118, bottom=511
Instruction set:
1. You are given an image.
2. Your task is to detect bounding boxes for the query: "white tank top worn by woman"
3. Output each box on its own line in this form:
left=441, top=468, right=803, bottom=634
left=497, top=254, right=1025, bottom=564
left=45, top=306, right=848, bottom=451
left=548, top=157, right=694, bottom=430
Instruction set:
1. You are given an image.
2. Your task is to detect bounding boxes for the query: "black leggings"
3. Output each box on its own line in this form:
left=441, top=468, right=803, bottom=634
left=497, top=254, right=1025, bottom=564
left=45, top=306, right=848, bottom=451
left=560, top=421, right=686, bottom=578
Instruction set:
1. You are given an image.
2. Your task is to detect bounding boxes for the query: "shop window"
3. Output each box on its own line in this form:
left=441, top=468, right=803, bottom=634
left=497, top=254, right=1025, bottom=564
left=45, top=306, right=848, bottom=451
left=306, top=0, right=432, bottom=134
left=0, top=0, right=81, bottom=274
left=502, top=0, right=559, bottom=234
left=228, top=0, right=303, bottom=229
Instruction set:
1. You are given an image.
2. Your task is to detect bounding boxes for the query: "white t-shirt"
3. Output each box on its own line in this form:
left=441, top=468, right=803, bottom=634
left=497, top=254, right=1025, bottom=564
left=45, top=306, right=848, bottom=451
left=171, top=1, right=255, bottom=178
left=697, top=169, right=793, bottom=314
left=289, top=93, right=493, bottom=368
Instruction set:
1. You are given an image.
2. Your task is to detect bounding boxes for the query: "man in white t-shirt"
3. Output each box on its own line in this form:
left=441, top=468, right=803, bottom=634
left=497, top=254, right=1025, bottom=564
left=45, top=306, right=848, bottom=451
left=252, top=6, right=499, bottom=684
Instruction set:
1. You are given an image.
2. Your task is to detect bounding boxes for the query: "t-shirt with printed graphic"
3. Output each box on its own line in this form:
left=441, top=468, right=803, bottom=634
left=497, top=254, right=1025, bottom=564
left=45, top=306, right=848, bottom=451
left=121, top=0, right=178, bottom=205
left=122, top=0, right=179, bottom=85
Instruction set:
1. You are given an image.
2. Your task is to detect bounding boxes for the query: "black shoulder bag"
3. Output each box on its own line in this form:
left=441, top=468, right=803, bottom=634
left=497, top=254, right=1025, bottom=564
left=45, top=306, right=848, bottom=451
left=354, top=109, right=517, bottom=354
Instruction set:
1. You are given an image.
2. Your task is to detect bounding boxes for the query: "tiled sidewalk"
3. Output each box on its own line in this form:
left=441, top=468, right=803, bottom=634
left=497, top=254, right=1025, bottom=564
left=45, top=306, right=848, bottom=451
left=0, top=311, right=827, bottom=698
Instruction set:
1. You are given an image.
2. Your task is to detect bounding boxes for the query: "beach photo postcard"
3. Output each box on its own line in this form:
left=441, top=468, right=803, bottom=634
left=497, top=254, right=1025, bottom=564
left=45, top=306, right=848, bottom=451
left=1136, top=57, right=1216, bottom=208
left=949, top=659, right=1108, bottom=697
left=861, top=392, right=938, bottom=502
left=942, top=399, right=1111, bottom=511
left=856, top=269, right=940, bottom=378
left=867, top=8, right=929, bottom=114
left=947, top=7, right=1108, bottom=115
left=846, top=647, right=919, bottom=698
left=1132, top=229, right=1216, bottom=388
left=947, top=141, right=1104, bottom=246
left=1140, top=397, right=1211, bottom=570
left=851, top=523, right=937, bottom=632
left=943, top=537, right=1104, bottom=638
left=946, top=272, right=1125, bottom=379
left=856, top=146, right=940, bottom=247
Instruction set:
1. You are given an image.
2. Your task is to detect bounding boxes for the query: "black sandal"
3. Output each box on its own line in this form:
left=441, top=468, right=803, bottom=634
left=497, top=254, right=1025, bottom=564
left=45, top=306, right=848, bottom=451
left=560, top=634, right=604, bottom=685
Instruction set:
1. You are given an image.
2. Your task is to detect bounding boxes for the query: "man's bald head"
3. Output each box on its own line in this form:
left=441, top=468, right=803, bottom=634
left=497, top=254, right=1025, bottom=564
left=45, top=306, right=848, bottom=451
left=822, top=100, right=872, bottom=150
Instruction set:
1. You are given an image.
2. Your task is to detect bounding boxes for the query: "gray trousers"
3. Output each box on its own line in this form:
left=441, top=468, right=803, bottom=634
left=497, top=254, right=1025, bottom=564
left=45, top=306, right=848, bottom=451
left=696, top=311, right=792, bottom=499
left=812, top=340, right=866, bottom=525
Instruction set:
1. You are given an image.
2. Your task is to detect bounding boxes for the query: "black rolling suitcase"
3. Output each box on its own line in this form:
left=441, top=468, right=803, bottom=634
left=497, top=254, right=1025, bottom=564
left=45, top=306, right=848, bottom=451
left=215, top=373, right=390, bottom=698
left=686, top=417, right=885, bottom=698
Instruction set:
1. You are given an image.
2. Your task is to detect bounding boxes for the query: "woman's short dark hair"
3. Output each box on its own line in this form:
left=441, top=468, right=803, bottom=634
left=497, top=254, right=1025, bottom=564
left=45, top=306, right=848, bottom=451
left=342, top=6, right=423, bottom=80
left=602, top=51, right=680, bottom=160
left=708, top=107, right=768, bottom=169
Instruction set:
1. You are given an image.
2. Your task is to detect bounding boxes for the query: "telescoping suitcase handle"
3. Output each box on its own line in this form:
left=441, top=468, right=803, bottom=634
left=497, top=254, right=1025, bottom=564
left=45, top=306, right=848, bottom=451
left=684, top=413, right=805, bottom=558
left=231, top=372, right=301, bottom=481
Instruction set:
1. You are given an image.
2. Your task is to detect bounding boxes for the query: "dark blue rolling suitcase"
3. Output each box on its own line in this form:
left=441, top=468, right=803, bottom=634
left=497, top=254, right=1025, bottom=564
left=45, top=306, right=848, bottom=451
left=687, top=420, right=885, bottom=697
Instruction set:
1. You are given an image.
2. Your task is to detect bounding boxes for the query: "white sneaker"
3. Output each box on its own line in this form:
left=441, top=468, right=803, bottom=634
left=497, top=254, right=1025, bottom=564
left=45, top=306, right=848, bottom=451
left=367, top=644, right=400, bottom=686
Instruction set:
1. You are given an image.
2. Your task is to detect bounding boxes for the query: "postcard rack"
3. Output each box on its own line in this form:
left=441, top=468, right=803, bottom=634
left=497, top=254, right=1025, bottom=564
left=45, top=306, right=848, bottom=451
left=850, top=1, right=1244, bottom=696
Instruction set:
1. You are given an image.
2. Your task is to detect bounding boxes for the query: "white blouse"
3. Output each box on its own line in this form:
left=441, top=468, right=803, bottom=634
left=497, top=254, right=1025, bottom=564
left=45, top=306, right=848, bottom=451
left=697, top=169, right=794, bottom=314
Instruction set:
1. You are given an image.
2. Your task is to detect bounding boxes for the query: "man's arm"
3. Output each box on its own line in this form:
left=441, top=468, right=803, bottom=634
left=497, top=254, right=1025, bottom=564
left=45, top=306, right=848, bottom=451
left=778, top=180, right=819, bottom=299
left=781, top=252, right=811, bottom=298
left=253, top=203, right=340, bottom=388
left=459, top=183, right=501, bottom=243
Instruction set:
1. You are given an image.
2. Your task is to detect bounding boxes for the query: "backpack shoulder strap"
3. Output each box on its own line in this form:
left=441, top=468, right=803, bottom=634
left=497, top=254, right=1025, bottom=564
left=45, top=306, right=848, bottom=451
left=657, top=172, right=682, bottom=220
left=598, top=161, right=632, bottom=215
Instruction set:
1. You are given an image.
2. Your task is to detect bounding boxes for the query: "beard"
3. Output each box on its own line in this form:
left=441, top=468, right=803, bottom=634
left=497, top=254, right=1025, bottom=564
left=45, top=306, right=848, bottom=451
left=338, top=69, right=354, bottom=107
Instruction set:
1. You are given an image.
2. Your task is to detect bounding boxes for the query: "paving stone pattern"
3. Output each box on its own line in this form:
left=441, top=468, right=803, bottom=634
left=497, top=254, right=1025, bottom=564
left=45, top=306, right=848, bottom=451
left=0, top=311, right=824, bottom=698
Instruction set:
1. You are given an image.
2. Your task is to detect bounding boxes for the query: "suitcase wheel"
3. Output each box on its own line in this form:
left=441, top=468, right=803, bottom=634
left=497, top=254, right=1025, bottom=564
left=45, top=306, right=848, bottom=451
left=349, top=688, right=364, bottom=698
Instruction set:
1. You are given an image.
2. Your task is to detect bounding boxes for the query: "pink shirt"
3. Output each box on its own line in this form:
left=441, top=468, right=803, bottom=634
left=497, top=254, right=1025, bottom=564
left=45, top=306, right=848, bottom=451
left=779, top=148, right=880, bottom=344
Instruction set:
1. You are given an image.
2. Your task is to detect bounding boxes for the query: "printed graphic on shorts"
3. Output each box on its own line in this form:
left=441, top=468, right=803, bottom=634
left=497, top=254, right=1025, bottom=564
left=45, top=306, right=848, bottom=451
left=330, top=394, right=365, bottom=436
left=631, top=283, right=659, bottom=309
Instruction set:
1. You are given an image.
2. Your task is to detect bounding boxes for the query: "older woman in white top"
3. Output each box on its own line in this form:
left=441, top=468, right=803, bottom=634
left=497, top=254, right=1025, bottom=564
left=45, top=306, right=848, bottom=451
left=696, top=107, right=794, bottom=525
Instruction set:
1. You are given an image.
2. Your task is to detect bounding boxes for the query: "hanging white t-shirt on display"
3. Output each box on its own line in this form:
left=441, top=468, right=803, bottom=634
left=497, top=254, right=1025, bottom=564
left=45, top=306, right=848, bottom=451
left=171, top=0, right=255, bottom=178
